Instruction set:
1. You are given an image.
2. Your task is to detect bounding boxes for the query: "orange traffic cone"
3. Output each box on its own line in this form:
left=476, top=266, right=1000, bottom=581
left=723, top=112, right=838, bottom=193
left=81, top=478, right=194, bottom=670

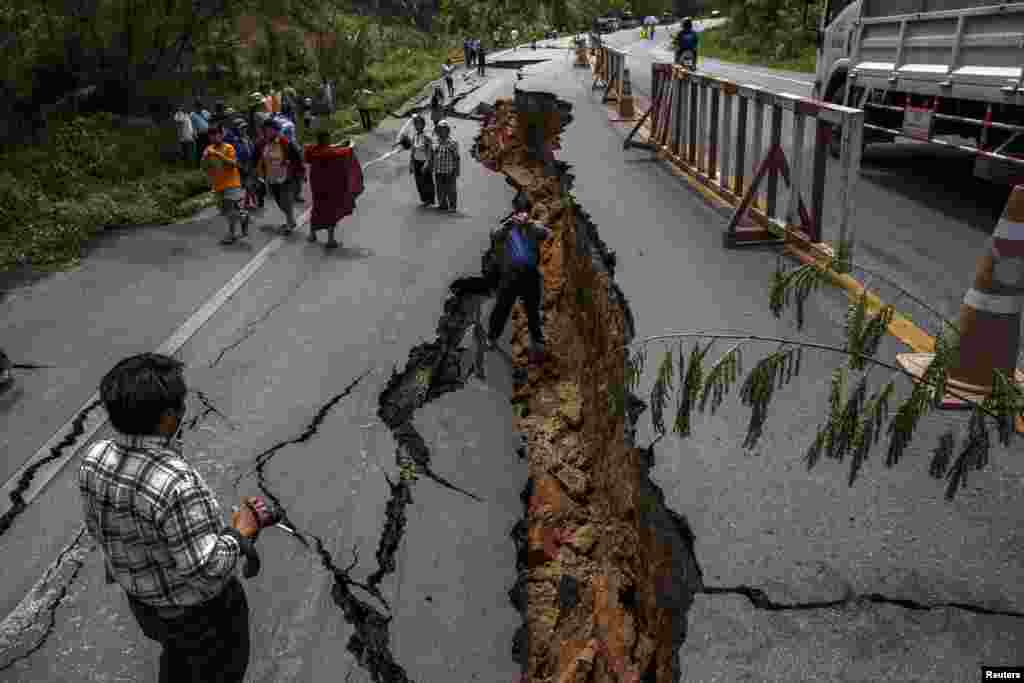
left=898, top=185, right=1024, bottom=409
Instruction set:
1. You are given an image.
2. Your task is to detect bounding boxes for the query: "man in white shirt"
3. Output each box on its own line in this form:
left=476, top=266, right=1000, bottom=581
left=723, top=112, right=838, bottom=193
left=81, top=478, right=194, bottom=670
left=173, top=104, right=195, bottom=165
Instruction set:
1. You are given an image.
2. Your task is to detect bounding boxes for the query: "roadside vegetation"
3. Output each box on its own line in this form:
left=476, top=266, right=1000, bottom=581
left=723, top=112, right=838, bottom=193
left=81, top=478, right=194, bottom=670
left=0, top=3, right=465, bottom=273
left=695, top=25, right=817, bottom=73
left=687, top=0, right=822, bottom=73
left=0, top=115, right=213, bottom=271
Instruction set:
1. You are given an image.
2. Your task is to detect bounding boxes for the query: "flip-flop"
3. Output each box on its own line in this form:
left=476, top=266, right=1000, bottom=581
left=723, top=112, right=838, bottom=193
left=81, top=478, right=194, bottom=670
left=220, top=235, right=238, bottom=245
left=325, top=240, right=340, bottom=249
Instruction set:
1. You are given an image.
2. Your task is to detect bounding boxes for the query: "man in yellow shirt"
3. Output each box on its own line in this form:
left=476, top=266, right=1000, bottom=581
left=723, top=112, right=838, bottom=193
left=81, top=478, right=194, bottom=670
left=202, top=125, right=249, bottom=245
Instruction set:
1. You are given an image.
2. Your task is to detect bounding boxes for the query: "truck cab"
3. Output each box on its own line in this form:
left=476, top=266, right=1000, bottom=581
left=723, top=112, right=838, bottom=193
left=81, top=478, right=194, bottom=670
left=813, top=0, right=861, bottom=103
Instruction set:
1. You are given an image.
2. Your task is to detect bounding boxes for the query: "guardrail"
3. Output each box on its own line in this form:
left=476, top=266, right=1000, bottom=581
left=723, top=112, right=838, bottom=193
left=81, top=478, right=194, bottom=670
left=623, top=62, right=866, bottom=270
left=591, top=46, right=629, bottom=106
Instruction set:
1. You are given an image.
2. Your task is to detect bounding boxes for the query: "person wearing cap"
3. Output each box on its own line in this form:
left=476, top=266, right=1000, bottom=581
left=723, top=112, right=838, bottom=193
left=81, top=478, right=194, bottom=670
left=476, top=39, right=486, bottom=76
left=173, top=103, right=195, bottom=165
left=487, top=195, right=552, bottom=364
left=407, top=114, right=435, bottom=206
left=355, top=87, right=374, bottom=131
left=202, top=124, right=249, bottom=245
left=441, top=58, right=456, bottom=98
left=256, top=118, right=304, bottom=234
left=431, top=119, right=460, bottom=212
left=302, top=96, right=316, bottom=133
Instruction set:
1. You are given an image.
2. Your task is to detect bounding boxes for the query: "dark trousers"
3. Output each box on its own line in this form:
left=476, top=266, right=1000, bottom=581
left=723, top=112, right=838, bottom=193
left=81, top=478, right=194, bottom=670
left=127, top=577, right=250, bottom=683
left=195, top=132, right=210, bottom=166
left=359, top=108, right=372, bottom=130
left=412, top=160, right=435, bottom=203
left=445, top=76, right=455, bottom=98
left=488, top=266, right=544, bottom=346
left=477, top=56, right=485, bottom=76
left=464, top=48, right=471, bottom=66
left=435, top=172, right=457, bottom=210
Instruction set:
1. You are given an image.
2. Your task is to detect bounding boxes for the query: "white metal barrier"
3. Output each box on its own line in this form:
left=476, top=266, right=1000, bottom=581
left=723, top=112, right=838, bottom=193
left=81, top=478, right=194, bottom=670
left=591, top=45, right=629, bottom=106
left=626, top=63, right=866, bottom=269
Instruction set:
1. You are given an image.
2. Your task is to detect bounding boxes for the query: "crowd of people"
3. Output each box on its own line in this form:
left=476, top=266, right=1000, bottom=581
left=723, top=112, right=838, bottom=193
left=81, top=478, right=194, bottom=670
left=461, top=37, right=488, bottom=75
left=169, top=80, right=376, bottom=249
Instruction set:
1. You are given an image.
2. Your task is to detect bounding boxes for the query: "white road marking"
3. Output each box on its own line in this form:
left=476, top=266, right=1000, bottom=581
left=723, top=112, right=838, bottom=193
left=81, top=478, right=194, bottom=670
left=0, top=128, right=411, bottom=528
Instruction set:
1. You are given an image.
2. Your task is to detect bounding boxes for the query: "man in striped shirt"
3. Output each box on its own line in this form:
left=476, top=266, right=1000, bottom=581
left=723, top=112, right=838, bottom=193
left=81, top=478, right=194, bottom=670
left=78, top=353, right=260, bottom=683
left=432, top=119, right=460, bottom=212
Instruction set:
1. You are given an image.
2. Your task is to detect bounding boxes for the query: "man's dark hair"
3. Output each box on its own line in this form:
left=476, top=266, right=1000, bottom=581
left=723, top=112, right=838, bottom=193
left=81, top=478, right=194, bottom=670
left=513, top=193, right=532, bottom=213
left=100, top=353, right=187, bottom=435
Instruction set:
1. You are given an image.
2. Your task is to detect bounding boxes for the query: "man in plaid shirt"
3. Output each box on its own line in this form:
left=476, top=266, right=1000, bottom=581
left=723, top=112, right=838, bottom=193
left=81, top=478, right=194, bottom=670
left=78, top=353, right=260, bottom=683
left=432, top=119, right=460, bottom=212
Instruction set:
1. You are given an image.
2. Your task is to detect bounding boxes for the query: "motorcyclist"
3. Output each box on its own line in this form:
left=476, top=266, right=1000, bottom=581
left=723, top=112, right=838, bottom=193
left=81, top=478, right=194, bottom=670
left=674, top=18, right=699, bottom=67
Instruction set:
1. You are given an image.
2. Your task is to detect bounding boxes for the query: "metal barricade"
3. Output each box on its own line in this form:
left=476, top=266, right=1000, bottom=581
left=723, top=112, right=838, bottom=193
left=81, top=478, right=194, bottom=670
left=631, top=62, right=865, bottom=269
left=591, top=46, right=628, bottom=106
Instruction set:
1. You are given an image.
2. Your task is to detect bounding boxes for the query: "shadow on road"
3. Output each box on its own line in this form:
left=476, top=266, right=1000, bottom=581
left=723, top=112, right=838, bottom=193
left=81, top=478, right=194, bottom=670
left=860, top=143, right=1011, bottom=236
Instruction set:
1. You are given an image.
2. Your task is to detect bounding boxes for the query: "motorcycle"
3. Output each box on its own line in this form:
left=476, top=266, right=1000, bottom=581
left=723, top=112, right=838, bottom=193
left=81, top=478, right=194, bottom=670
left=676, top=49, right=697, bottom=71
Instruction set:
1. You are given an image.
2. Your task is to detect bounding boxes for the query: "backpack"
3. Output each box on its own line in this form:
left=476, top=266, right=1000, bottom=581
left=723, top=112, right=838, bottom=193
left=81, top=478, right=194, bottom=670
left=226, top=129, right=254, bottom=164
left=506, top=223, right=536, bottom=268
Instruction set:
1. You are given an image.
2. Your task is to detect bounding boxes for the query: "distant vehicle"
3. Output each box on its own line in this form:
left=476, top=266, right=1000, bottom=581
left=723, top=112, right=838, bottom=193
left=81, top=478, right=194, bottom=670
left=620, top=12, right=640, bottom=29
left=594, top=17, right=619, bottom=33
left=711, top=10, right=721, bottom=16
left=659, top=13, right=675, bottom=25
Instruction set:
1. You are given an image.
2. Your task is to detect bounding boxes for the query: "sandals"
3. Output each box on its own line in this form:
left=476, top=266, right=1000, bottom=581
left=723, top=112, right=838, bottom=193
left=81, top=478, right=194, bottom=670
left=325, top=239, right=340, bottom=249
left=220, top=234, right=238, bottom=245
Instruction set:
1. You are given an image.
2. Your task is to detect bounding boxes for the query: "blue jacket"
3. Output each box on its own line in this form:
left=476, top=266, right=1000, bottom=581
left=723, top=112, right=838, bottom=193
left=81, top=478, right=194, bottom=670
left=190, top=111, right=209, bottom=134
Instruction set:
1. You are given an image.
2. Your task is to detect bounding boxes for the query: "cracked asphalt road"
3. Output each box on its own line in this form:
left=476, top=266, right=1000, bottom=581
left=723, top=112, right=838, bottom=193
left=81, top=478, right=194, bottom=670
left=0, top=66, right=524, bottom=682
left=1, top=39, right=1023, bottom=682
left=536, top=36, right=1024, bottom=681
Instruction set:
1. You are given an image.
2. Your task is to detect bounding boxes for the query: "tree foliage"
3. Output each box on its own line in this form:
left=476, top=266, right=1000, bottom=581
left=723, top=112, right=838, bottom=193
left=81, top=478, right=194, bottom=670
left=719, top=0, right=822, bottom=60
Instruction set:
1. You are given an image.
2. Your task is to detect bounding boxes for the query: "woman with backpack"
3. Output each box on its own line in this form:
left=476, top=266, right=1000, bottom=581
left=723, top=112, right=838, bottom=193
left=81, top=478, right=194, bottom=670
left=256, top=118, right=304, bottom=234
left=487, top=196, right=552, bottom=365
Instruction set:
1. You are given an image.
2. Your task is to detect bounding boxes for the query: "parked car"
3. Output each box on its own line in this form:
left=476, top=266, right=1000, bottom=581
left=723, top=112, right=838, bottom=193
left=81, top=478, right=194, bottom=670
left=659, top=13, right=675, bottom=25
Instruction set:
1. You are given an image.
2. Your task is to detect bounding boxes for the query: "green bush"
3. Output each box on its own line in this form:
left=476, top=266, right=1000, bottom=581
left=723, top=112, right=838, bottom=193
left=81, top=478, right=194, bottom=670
left=0, top=114, right=213, bottom=271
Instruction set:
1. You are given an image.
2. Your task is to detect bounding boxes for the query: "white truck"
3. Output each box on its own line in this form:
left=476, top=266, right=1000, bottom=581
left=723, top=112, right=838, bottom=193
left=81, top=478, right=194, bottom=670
left=813, top=0, right=1024, bottom=183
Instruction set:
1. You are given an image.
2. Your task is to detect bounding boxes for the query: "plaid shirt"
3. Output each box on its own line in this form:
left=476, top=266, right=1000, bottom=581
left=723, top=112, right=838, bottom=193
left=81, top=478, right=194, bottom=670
left=78, top=434, right=246, bottom=608
left=433, top=137, right=460, bottom=175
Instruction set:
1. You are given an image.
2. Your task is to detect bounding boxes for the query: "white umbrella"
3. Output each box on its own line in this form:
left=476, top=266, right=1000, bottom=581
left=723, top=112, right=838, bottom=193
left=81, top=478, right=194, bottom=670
left=644, top=16, right=658, bottom=25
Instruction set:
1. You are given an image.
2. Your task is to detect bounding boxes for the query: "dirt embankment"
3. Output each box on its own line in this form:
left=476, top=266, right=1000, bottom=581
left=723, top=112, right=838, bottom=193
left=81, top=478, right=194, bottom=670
left=474, top=92, right=704, bottom=682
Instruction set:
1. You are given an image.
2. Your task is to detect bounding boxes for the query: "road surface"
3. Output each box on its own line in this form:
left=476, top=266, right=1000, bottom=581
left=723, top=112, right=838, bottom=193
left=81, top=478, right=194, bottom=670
left=0, top=70, right=525, bottom=683
left=0, top=41, right=1022, bottom=683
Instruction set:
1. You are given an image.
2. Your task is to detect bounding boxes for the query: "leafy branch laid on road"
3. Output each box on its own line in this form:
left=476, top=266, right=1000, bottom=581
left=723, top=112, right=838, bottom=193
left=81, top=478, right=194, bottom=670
left=621, top=255, right=1023, bottom=502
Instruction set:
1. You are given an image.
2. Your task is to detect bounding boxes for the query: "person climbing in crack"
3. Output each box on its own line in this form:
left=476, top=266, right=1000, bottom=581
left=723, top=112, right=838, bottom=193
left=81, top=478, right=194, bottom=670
left=486, top=195, right=552, bottom=365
